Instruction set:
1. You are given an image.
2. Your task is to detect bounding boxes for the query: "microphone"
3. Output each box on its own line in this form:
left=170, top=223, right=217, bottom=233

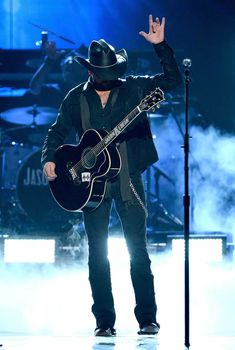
left=182, top=58, right=192, bottom=68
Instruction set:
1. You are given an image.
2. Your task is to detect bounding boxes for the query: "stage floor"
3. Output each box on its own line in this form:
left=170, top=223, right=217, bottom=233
left=1, top=334, right=235, bottom=350
left=0, top=239, right=234, bottom=350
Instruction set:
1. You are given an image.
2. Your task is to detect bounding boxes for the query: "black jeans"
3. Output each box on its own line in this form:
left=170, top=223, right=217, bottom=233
left=83, top=173, right=157, bottom=329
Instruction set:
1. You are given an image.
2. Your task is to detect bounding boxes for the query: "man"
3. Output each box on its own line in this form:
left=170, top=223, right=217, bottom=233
left=42, top=15, right=182, bottom=336
left=28, top=41, right=87, bottom=108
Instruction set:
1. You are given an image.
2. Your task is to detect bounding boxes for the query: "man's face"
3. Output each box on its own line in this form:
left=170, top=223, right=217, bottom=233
left=88, top=71, right=109, bottom=84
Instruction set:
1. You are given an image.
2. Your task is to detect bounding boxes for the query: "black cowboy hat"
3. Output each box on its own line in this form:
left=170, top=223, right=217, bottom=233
left=73, top=39, right=128, bottom=81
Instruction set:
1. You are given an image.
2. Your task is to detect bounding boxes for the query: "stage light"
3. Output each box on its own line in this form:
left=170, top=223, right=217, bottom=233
left=171, top=238, right=224, bottom=263
left=108, top=237, right=130, bottom=263
left=3, top=237, right=56, bottom=263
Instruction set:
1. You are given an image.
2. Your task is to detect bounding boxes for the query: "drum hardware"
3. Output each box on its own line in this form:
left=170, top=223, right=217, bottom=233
left=0, top=127, right=12, bottom=148
left=35, top=30, right=48, bottom=51
left=0, top=105, right=57, bottom=146
left=4, top=124, right=32, bottom=133
left=57, top=218, right=87, bottom=262
left=3, top=123, right=50, bottom=147
left=152, top=165, right=175, bottom=198
left=147, top=197, right=183, bottom=230
left=145, top=164, right=183, bottom=231
left=28, top=21, right=77, bottom=45
left=146, top=195, right=183, bottom=231
left=0, top=105, right=57, bottom=126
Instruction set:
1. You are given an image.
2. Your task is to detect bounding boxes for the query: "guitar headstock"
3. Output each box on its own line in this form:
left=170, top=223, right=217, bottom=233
left=139, top=87, right=165, bottom=112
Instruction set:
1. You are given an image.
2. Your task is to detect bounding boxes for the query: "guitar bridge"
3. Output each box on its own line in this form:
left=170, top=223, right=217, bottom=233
left=69, top=167, right=77, bottom=180
left=66, top=162, right=80, bottom=184
left=68, top=168, right=81, bottom=185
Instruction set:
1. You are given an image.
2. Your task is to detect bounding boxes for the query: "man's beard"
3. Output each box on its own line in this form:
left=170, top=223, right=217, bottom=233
left=90, top=77, right=122, bottom=91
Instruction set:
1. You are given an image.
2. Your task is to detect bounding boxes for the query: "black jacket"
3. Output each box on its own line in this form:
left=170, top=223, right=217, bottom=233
left=41, top=40, right=182, bottom=173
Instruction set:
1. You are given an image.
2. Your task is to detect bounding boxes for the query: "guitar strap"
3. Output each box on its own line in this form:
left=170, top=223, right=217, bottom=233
left=110, top=90, right=132, bottom=204
left=79, top=86, right=132, bottom=203
left=80, top=83, right=92, bottom=131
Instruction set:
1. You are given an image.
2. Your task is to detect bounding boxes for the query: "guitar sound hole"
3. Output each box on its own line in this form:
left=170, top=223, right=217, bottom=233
left=82, top=148, right=97, bottom=169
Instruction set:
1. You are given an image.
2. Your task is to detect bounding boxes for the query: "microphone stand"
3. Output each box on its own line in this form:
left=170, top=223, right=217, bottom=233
left=182, top=58, right=192, bottom=348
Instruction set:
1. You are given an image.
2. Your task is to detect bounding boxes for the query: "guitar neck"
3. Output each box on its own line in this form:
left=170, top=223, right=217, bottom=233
left=89, top=87, right=164, bottom=157
left=94, top=105, right=141, bottom=156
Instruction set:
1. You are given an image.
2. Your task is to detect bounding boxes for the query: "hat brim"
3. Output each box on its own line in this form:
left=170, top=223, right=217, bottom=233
left=74, top=49, right=128, bottom=81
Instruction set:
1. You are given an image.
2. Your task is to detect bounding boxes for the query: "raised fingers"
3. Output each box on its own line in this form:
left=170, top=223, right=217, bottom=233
left=149, top=14, right=154, bottom=32
left=149, top=15, right=165, bottom=33
left=160, top=17, right=166, bottom=29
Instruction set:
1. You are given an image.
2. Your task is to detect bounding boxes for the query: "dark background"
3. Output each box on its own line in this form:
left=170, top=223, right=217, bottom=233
left=0, top=0, right=234, bottom=132
left=0, top=0, right=234, bottom=234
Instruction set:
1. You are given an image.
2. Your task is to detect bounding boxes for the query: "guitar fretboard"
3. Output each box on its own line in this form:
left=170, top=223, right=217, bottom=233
left=93, top=106, right=140, bottom=156
left=72, top=87, right=164, bottom=172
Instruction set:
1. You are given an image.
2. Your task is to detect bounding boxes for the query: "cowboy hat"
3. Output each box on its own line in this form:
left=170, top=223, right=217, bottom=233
left=73, top=39, right=128, bottom=80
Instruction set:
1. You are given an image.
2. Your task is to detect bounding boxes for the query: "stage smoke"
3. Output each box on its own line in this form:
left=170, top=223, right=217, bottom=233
left=190, top=125, right=235, bottom=237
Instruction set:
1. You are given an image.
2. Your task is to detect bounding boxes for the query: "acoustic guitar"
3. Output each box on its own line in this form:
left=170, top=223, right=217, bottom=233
left=49, top=87, right=164, bottom=212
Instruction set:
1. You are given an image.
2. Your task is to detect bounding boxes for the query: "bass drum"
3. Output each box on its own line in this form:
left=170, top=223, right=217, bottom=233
left=16, top=150, right=73, bottom=231
left=1, top=142, right=38, bottom=189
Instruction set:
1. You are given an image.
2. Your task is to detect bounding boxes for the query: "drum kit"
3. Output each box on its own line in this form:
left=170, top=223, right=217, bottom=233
left=0, top=105, right=73, bottom=234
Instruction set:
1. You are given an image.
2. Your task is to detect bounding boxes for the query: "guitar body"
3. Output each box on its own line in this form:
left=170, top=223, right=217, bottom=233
left=49, top=129, right=121, bottom=212
left=48, top=88, right=164, bottom=212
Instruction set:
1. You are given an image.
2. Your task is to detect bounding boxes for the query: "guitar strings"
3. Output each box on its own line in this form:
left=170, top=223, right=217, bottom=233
left=70, top=89, right=162, bottom=175
left=71, top=108, right=138, bottom=173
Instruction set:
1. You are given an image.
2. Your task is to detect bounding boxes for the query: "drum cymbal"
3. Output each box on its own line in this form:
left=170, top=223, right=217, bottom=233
left=0, top=106, right=57, bottom=125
